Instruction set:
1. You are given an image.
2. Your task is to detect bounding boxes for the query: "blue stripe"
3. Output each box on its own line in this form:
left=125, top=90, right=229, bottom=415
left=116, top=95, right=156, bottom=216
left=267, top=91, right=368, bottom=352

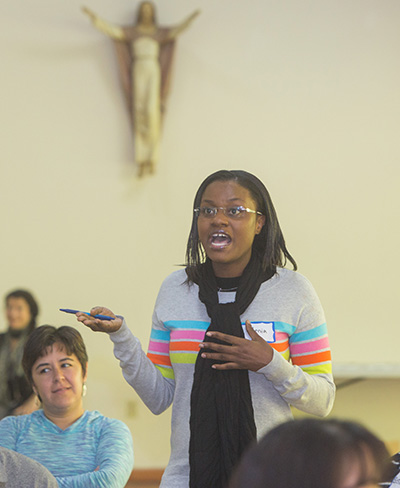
left=271, top=321, right=296, bottom=335
left=164, top=320, right=210, bottom=330
left=150, top=329, right=171, bottom=341
left=160, top=320, right=295, bottom=334
left=290, top=323, right=327, bottom=343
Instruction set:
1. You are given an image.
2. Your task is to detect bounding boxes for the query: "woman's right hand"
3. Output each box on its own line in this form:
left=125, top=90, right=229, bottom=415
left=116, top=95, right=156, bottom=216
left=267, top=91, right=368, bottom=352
left=76, top=307, right=123, bottom=333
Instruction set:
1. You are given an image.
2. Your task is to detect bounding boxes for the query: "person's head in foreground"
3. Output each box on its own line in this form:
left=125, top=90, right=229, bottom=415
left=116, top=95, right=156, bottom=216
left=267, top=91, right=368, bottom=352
left=229, top=418, right=392, bottom=488
left=22, top=325, right=88, bottom=420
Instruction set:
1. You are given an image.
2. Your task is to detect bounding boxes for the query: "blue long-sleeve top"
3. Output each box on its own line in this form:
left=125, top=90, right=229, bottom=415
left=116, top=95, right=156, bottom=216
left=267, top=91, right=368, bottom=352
left=0, top=409, right=134, bottom=488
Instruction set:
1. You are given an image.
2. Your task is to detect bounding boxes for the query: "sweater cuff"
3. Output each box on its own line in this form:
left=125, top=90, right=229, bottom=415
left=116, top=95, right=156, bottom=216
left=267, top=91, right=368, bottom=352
left=256, top=349, right=294, bottom=382
left=109, top=318, right=130, bottom=343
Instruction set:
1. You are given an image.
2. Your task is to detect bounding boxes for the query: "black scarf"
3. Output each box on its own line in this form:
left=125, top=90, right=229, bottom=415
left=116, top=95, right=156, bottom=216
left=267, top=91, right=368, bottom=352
left=189, top=253, right=274, bottom=488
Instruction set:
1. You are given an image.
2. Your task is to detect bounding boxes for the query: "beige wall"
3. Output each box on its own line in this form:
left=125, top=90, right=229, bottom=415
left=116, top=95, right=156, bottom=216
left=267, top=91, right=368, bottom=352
left=1, top=0, right=400, bottom=468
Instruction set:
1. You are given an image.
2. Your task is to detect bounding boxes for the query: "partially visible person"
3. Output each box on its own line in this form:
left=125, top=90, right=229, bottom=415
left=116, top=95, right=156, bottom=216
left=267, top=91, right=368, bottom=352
left=0, top=446, right=58, bottom=488
left=229, top=418, right=392, bottom=488
left=380, top=451, right=400, bottom=487
left=0, top=289, right=39, bottom=419
left=0, top=325, right=133, bottom=488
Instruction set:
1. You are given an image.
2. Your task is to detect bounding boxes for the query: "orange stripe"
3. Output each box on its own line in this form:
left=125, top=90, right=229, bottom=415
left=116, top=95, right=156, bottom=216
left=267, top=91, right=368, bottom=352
left=147, top=352, right=172, bottom=367
left=292, top=350, right=331, bottom=366
left=270, top=341, right=289, bottom=353
left=170, top=341, right=200, bottom=352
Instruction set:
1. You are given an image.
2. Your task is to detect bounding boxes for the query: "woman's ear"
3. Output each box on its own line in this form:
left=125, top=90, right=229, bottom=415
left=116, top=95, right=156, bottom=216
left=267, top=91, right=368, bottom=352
left=31, top=381, right=42, bottom=403
left=255, top=215, right=266, bottom=235
left=83, top=362, right=89, bottom=383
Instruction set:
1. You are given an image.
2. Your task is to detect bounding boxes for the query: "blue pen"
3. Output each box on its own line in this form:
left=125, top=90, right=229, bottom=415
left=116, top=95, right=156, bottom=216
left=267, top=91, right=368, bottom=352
left=59, top=309, right=115, bottom=321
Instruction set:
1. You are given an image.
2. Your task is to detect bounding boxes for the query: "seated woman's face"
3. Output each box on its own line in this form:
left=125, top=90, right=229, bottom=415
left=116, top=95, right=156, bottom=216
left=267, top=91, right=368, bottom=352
left=6, top=297, right=31, bottom=330
left=31, top=343, right=87, bottom=413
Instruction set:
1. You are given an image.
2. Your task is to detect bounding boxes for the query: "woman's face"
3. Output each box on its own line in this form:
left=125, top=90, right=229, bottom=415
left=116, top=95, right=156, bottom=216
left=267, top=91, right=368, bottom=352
left=31, top=343, right=87, bottom=415
left=197, top=180, right=265, bottom=278
left=6, top=297, right=32, bottom=330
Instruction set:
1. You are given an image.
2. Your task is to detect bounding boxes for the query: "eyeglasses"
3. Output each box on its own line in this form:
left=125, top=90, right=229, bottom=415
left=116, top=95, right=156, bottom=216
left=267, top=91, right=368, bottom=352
left=194, top=206, right=263, bottom=220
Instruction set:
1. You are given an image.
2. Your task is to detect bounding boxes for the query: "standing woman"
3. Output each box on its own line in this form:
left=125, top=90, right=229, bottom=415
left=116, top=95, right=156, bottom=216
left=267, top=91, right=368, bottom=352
left=77, top=170, right=336, bottom=488
left=0, top=289, right=39, bottom=419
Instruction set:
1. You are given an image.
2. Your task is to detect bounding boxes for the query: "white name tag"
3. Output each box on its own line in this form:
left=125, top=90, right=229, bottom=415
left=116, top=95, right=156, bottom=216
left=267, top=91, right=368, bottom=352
left=242, top=322, right=276, bottom=343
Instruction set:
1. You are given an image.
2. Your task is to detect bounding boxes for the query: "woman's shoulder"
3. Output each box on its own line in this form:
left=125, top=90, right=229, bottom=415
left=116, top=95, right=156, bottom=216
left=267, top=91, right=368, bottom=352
left=262, top=268, right=320, bottom=303
left=156, top=268, right=196, bottom=304
left=85, top=411, right=132, bottom=437
left=0, top=410, right=41, bottom=429
left=160, top=268, right=188, bottom=287
left=85, top=411, right=130, bottom=428
left=275, top=267, right=317, bottom=290
left=157, top=268, right=191, bottom=296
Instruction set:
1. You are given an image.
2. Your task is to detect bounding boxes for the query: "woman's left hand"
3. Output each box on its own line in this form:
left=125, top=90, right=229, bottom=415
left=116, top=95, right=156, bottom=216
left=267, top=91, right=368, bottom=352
left=199, top=320, right=274, bottom=372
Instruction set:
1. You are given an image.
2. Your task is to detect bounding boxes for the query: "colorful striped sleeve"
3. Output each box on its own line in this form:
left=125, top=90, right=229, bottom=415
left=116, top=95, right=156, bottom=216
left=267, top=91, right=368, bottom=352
left=289, top=323, right=332, bottom=375
left=168, top=321, right=208, bottom=367
left=147, top=328, right=174, bottom=379
left=147, top=320, right=210, bottom=379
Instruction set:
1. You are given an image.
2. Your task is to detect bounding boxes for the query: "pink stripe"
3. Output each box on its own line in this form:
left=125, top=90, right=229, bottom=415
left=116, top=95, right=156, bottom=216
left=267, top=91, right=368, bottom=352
left=171, top=330, right=206, bottom=341
left=291, top=337, right=330, bottom=355
left=148, top=340, right=170, bottom=354
left=274, top=331, right=289, bottom=342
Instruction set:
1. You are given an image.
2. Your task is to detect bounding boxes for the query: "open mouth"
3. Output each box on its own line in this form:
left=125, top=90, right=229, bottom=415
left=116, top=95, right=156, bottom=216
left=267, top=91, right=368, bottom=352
left=210, top=232, right=232, bottom=249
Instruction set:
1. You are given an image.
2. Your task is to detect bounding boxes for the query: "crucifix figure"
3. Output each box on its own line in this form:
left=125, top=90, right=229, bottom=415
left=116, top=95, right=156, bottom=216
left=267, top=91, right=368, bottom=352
left=83, top=2, right=200, bottom=176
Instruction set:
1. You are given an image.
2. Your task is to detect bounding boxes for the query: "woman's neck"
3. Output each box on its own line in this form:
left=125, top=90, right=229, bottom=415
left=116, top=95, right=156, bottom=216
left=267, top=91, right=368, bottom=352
left=211, top=259, right=249, bottom=279
left=43, top=405, right=85, bottom=430
left=215, top=276, right=240, bottom=292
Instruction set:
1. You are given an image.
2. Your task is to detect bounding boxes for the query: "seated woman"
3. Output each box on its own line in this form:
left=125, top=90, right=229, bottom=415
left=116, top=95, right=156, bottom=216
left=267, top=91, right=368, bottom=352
left=229, top=418, right=393, bottom=488
left=0, top=325, right=134, bottom=488
left=0, top=289, right=40, bottom=419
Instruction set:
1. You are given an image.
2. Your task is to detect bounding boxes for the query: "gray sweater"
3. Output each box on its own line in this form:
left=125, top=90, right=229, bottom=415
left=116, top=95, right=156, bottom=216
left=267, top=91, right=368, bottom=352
left=110, top=267, right=335, bottom=488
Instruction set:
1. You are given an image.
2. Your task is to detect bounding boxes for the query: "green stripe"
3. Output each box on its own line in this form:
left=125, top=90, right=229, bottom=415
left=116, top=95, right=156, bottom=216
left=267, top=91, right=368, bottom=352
left=170, top=352, right=198, bottom=364
left=155, top=364, right=175, bottom=379
left=301, top=364, right=332, bottom=375
left=280, top=349, right=290, bottom=361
